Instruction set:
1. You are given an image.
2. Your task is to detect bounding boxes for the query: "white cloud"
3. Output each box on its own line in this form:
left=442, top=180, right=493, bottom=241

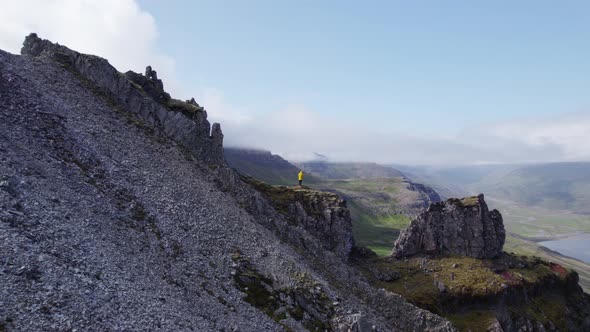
left=480, top=112, right=590, bottom=161
left=2, top=1, right=588, bottom=165
left=196, top=88, right=252, bottom=126
left=0, top=0, right=181, bottom=95
left=223, top=104, right=590, bottom=165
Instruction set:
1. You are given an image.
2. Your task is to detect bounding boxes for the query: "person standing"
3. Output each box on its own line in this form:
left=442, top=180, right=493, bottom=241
left=298, top=170, right=304, bottom=186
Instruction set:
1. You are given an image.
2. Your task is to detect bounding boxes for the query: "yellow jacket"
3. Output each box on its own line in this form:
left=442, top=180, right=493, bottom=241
left=298, top=171, right=304, bottom=181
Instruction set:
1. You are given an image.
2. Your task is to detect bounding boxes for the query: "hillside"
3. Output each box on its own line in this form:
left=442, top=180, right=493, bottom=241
left=392, top=164, right=519, bottom=199
left=224, top=147, right=318, bottom=185
left=480, top=162, right=590, bottom=214
left=299, top=161, right=404, bottom=179
left=226, top=151, right=441, bottom=256
left=0, top=33, right=455, bottom=331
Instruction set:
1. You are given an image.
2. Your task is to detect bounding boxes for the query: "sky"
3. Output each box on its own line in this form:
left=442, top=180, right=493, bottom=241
left=1, top=0, right=589, bottom=165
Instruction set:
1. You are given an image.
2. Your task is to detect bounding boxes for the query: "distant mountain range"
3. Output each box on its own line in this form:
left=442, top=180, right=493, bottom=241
left=296, top=161, right=404, bottom=179
left=397, top=162, right=590, bottom=215
left=224, top=147, right=321, bottom=185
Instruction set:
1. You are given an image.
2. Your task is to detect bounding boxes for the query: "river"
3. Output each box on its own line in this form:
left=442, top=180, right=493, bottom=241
left=539, top=234, right=590, bottom=264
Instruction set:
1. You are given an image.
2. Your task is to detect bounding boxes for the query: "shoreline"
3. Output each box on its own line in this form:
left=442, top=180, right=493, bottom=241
left=537, top=234, right=590, bottom=264
left=510, top=231, right=590, bottom=243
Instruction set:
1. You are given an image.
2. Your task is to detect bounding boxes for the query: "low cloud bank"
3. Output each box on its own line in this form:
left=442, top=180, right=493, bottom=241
left=219, top=105, right=590, bottom=165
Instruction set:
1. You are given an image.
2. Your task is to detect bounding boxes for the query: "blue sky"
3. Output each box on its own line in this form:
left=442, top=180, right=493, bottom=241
left=138, top=0, right=590, bottom=133
left=2, top=1, right=590, bottom=164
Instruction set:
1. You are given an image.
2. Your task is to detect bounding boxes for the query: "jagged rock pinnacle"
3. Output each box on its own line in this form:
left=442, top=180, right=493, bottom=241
left=392, top=193, right=506, bottom=259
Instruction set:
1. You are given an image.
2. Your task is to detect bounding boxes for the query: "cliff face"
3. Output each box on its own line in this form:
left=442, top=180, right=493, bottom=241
left=243, top=178, right=354, bottom=260
left=393, top=194, right=505, bottom=259
left=21, top=33, right=224, bottom=165
left=289, top=190, right=354, bottom=260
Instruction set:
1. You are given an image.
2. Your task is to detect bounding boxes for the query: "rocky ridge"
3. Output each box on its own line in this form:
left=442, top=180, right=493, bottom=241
left=21, top=33, right=224, bottom=165
left=393, top=194, right=505, bottom=259
left=243, top=178, right=354, bottom=259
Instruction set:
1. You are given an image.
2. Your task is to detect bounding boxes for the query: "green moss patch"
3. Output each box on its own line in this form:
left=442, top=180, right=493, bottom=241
left=355, top=253, right=580, bottom=331
left=166, top=98, right=204, bottom=116
left=232, top=251, right=334, bottom=329
left=443, top=195, right=481, bottom=208
left=446, top=310, right=497, bottom=332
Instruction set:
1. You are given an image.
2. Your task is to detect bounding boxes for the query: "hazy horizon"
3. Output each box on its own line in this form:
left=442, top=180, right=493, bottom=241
left=2, top=1, right=589, bottom=165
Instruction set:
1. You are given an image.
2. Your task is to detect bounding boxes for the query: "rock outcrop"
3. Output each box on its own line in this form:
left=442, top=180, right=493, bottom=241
left=289, top=189, right=354, bottom=259
left=21, top=33, right=224, bottom=165
left=393, top=194, right=505, bottom=258
left=242, top=178, right=354, bottom=259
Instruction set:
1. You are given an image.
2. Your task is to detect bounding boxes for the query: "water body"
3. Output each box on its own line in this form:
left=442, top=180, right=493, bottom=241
left=540, top=234, right=590, bottom=264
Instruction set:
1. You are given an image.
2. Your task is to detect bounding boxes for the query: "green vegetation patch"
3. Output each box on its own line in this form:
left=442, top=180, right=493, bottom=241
left=504, top=234, right=590, bottom=292
left=446, top=310, right=497, bottom=332
left=445, top=196, right=480, bottom=208
left=529, top=294, right=568, bottom=330
left=232, top=251, right=333, bottom=330
left=354, top=253, right=577, bottom=330
left=459, top=195, right=480, bottom=207
left=347, top=201, right=410, bottom=256
left=231, top=251, right=282, bottom=320
left=166, top=98, right=204, bottom=116
left=318, top=178, right=404, bottom=194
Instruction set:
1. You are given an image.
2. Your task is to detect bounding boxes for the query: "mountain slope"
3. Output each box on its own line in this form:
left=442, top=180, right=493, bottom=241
left=299, top=161, right=404, bottom=179
left=480, top=162, right=590, bottom=214
left=0, top=34, right=455, bottom=332
left=224, top=147, right=318, bottom=185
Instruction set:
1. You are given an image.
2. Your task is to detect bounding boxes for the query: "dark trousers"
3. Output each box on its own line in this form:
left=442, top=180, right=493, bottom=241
left=298, top=180, right=302, bottom=185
